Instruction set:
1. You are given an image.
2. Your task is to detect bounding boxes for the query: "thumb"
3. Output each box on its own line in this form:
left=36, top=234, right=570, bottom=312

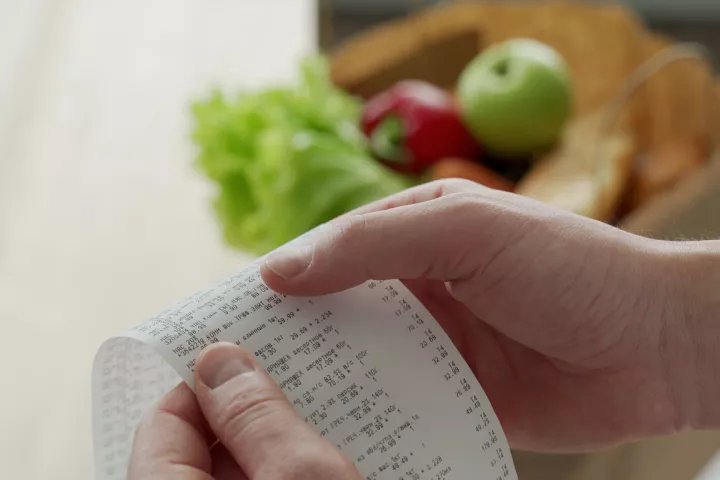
left=261, top=194, right=502, bottom=296
left=194, top=343, right=359, bottom=479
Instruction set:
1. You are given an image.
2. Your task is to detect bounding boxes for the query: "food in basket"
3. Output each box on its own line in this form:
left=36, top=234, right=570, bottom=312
left=626, top=136, right=709, bottom=212
left=516, top=110, right=636, bottom=222
left=457, top=38, right=573, bottom=157
left=361, top=80, right=481, bottom=174
left=331, top=1, right=717, bottom=224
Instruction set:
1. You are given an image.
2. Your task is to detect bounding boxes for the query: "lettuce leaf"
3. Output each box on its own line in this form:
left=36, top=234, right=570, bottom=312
left=191, top=56, right=410, bottom=255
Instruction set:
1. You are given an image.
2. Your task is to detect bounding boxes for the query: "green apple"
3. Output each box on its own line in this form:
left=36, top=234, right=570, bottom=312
left=457, top=38, right=572, bottom=157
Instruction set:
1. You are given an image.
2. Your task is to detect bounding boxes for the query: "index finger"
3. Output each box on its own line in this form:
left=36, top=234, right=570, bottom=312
left=128, top=383, right=215, bottom=480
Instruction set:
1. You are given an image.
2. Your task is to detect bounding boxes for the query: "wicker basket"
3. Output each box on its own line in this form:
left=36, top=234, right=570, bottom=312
left=328, top=0, right=720, bottom=240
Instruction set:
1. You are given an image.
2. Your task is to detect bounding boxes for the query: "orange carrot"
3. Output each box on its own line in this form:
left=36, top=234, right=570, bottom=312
left=430, top=157, right=515, bottom=192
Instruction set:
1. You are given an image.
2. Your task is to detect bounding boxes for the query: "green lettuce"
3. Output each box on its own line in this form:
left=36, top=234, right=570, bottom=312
left=191, top=56, right=410, bottom=255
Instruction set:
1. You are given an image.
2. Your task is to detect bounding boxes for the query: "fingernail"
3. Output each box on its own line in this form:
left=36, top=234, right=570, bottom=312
left=264, top=245, right=313, bottom=280
left=197, top=343, right=255, bottom=389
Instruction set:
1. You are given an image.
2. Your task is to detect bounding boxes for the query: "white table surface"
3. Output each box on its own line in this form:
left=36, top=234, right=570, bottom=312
left=0, top=1, right=315, bottom=478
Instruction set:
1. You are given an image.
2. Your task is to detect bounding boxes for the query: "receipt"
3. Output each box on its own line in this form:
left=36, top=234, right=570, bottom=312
left=92, top=263, right=517, bottom=480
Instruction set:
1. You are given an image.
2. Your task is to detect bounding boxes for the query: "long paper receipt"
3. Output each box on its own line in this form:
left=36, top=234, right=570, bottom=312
left=92, top=263, right=517, bottom=480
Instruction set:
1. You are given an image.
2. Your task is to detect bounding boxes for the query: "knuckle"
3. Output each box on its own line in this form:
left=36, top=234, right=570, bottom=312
left=442, top=189, right=510, bottom=219
left=442, top=191, right=487, bottom=215
left=437, top=178, right=480, bottom=193
left=216, top=381, right=289, bottom=441
left=332, top=215, right=368, bottom=249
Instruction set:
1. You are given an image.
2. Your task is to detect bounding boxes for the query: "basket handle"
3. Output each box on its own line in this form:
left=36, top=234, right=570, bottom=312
left=596, top=42, right=720, bottom=167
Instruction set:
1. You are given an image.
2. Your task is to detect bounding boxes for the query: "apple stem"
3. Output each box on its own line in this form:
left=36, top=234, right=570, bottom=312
left=494, top=59, right=509, bottom=76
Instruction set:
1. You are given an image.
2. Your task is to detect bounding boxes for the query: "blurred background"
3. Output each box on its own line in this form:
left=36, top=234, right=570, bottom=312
left=2, top=1, right=720, bottom=479
left=324, top=0, right=720, bottom=51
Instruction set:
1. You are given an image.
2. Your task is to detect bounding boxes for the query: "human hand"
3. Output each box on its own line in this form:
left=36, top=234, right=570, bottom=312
left=128, top=342, right=362, bottom=480
left=261, top=179, right=719, bottom=452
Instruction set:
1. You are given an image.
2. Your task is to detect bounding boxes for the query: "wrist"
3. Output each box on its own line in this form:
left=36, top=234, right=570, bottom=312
left=656, top=239, right=720, bottom=431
